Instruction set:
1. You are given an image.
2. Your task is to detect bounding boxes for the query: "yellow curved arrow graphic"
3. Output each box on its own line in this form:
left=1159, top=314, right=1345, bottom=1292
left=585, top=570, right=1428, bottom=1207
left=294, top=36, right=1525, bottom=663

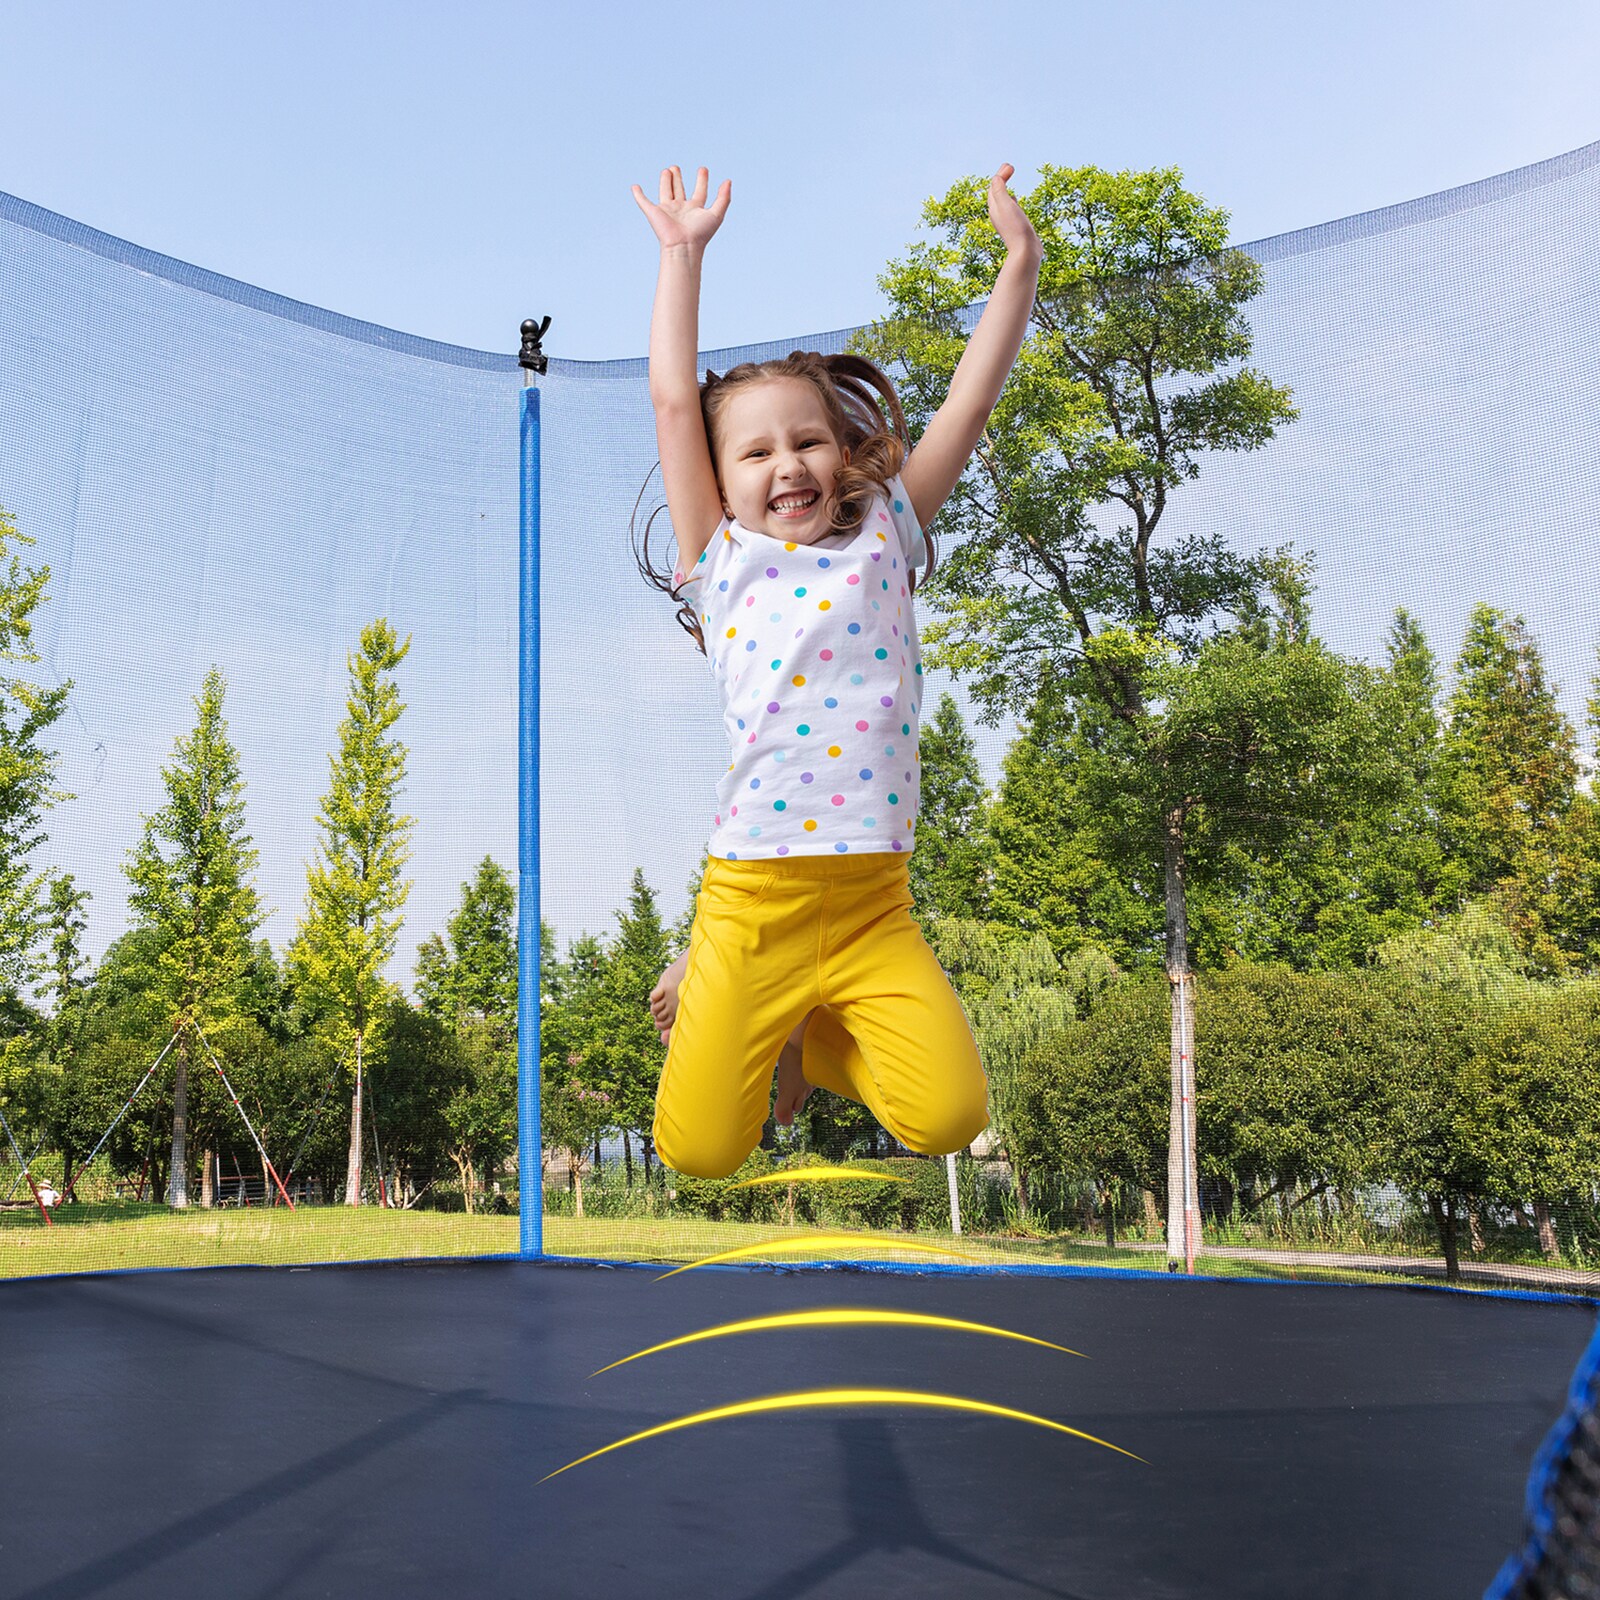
left=655, top=1232, right=984, bottom=1280
left=592, top=1308, right=1087, bottom=1375
left=542, top=1387, right=1146, bottom=1480
left=730, top=1167, right=909, bottom=1189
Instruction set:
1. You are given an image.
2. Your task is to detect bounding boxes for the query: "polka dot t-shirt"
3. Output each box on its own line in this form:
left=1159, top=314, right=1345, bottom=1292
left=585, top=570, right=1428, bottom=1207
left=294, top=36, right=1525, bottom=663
left=679, top=475, right=926, bottom=860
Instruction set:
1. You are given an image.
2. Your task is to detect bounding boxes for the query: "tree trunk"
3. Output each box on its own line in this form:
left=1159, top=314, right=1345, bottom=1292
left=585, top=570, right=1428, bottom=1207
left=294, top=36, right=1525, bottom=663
left=451, top=1152, right=476, bottom=1214
left=1534, top=1199, right=1559, bottom=1258
left=1428, top=1193, right=1461, bottom=1282
left=572, top=1156, right=585, bottom=1220
left=643, top=1137, right=654, bottom=1183
left=167, top=1032, right=191, bottom=1209
left=623, top=1130, right=634, bottom=1189
left=1013, top=1162, right=1030, bottom=1218
left=343, top=1031, right=364, bottom=1206
left=1142, top=1188, right=1162, bottom=1237
left=200, top=1149, right=215, bottom=1208
left=1163, top=807, right=1200, bottom=1270
left=1102, top=1184, right=1117, bottom=1249
left=1468, top=1208, right=1485, bottom=1255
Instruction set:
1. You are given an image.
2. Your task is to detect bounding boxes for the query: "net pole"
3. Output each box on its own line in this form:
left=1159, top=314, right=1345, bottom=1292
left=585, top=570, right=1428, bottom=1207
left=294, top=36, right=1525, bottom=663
left=517, top=317, right=549, bottom=1259
left=0, top=1103, right=51, bottom=1226
left=190, top=1021, right=296, bottom=1210
left=63, top=1028, right=182, bottom=1201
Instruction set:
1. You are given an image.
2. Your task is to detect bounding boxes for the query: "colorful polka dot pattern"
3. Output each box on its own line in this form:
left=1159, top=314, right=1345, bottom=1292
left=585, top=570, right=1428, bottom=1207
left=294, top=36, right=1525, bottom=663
left=683, top=476, right=926, bottom=860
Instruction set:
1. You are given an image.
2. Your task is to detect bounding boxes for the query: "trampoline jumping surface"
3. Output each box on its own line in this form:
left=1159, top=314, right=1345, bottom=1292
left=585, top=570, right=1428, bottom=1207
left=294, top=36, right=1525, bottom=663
left=0, top=1259, right=1592, bottom=1599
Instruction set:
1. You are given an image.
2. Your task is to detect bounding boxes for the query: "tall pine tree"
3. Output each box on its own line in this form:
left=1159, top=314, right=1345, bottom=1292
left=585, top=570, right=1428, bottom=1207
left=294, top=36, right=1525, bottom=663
left=595, top=870, right=672, bottom=1177
left=125, top=668, right=262, bottom=1207
left=1439, top=606, right=1580, bottom=972
left=416, top=857, right=517, bottom=1042
left=289, top=619, right=413, bottom=1205
left=909, top=693, right=991, bottom=925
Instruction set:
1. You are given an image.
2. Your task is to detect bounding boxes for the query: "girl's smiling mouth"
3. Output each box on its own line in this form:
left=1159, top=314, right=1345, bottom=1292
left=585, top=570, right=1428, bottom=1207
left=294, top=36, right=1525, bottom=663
left=770, top=490, right=820, bottom=517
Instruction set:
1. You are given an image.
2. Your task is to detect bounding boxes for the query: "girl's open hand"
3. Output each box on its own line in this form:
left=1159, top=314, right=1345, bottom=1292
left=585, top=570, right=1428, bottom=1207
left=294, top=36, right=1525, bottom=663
left=631, top=166, right=732, bottom=253
left=987, top=164, right=1040, bottom=259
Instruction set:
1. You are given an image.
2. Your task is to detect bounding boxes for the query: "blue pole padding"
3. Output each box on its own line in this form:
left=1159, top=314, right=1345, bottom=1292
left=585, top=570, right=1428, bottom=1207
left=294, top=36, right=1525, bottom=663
left=517, top=384, right=543, bottom=1258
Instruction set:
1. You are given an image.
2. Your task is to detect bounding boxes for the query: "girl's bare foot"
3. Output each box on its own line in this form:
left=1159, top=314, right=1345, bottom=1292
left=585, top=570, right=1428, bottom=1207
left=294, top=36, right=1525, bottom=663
left=773, top=1018, right=814, bottom=1125
left=649, top=949, right=690, bottom=1044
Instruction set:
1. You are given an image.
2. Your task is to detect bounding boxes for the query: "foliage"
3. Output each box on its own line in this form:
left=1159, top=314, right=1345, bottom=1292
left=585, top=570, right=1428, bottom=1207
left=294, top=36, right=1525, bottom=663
left=289, top=619, right=414, bottom=1044
left=983, top=684, right=1156, bottom=966
left=123, top=667, right=262, bottom=1034
left=415, top=856, right=517, bottom=1039
left=909, top=693, right=990, bottom=924
left=1436, top=606, right=1586, bottom=974
left=855, top=163, right=1297, bottom=724
left=0, top=506, right=71, bottom=1002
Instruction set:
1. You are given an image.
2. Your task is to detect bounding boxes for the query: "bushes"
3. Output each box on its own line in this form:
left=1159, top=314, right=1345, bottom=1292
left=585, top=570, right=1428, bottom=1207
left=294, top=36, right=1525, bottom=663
left=1004, top=961, right=1600, bottom=1273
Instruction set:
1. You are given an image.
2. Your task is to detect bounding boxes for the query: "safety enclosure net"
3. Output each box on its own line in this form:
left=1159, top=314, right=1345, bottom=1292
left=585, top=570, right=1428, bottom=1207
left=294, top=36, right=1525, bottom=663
left=0, top=141, right=1598, bottom=1300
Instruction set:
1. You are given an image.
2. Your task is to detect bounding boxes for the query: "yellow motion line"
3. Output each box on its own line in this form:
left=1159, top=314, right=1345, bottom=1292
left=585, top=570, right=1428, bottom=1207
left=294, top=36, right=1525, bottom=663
left=655, top=1232, right=984, bottom=1279
left=542, top=1388, right=1147, bottom=1480
left=729, top=1167, right=910, bottom=1189
left=592, top=1308, right=1087, bottom=1374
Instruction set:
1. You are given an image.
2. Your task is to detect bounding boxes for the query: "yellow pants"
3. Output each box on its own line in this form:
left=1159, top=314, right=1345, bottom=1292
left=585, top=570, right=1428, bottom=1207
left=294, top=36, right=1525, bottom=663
left=653, top=853, right=990, bottom=1179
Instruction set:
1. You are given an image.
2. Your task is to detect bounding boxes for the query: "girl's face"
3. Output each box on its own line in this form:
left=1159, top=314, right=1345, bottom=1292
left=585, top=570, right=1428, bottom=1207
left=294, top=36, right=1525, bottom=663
left=713, top=378, right=846, bottom=543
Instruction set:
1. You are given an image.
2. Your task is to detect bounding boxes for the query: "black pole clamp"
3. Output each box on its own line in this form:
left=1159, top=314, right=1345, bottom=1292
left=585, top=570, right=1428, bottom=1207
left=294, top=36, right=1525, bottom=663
left=519, top=316, right=551, bottom=375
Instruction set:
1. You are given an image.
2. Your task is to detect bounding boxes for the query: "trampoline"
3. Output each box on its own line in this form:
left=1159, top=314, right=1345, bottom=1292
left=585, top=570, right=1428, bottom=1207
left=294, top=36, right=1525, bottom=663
left=0, top=1260, right=1592, bottom=1598
left=3, top=142, right=1600, bottom=1599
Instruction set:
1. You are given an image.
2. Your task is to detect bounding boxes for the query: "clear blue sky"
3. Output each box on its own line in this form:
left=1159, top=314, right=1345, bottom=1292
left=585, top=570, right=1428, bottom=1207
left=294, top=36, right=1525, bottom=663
left=7, top=0, right=1600, bottom=359
left=4, top=1, right=1599, bottom=960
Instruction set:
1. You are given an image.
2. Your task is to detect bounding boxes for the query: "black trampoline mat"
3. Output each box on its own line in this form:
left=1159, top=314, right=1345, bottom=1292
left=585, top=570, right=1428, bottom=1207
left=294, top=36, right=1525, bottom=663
left=0, top=1258, right=1591, bottom=1599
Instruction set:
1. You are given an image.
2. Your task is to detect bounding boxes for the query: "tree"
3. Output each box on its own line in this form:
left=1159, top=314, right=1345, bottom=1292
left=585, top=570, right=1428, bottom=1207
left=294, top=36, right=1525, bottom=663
left=984, top=682, right=1155, bottom=966
left=411, top=858, right=520, bottom=1207
left=1030, top=570, right=1403, bottom=1265
left=288, top=620, right=413, bottom=1205
left=1437, top=606, right=1582, bottom=973
left=909, top=693, right=991, bottom=925
left=0, top=506, right=71, bottom=1002
left=931, top=917, right=1119, bottom=1217
left=40, top=872, right=90, bottom=1191
left=1179, top=609, right=1457, bottom=972
left=855, top=165, right=1316, bottom=1263
left=590, top=870, right=672, bottom=1177
left=124, top=668, right=263, bottom=1207
left=415, top=857, right=517, bottom=1040
left=1009, top=974, right=1168, bottom=1244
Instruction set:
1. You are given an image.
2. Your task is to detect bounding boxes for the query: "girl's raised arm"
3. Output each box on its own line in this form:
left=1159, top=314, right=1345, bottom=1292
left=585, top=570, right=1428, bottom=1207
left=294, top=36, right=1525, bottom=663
left=631, top=166, right=731, bottom=574
left=901, top=165, right=1042, bottom=531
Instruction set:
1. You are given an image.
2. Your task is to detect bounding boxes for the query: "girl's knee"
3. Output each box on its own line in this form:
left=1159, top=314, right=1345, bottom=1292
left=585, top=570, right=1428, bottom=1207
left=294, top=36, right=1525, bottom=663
left=894, top=1076, right=990, bottom=1158
left=652, top=1120, right=757, bottom=1181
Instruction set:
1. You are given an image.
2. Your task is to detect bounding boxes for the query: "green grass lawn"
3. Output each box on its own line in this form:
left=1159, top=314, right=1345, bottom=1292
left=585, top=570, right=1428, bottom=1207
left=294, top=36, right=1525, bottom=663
left=0, top=1200, right=1535, bottom=1292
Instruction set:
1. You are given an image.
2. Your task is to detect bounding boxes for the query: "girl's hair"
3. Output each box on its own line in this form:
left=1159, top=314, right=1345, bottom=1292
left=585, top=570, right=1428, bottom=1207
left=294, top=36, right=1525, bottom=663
left=632, top=351, right=935, bottom=652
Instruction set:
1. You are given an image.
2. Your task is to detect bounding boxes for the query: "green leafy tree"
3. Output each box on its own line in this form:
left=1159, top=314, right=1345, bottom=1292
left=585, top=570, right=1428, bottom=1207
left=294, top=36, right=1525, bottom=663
left=288, top=620, right=413, bottom=1205
left=909, top=693, right=991, bottom=925
left=415, top=856, right=517, bottom=1040
left=1068, top=560, right=1400, bottom=1257
left=410, top=858, right=521, bottom=1206
left=1438, top=606, right=1581, bottom=973
left=0, top=506, right=71, bottom=1001
left=124, top=668, right=263, bottom=1207
left=1010, top=973, right=1168, bottom=1244
left=39, top=872, right=90, bottom=1188
left=984, top=682, right=1155, bottom=966
left=1179, top=608, right=1454, bottom=972
left=592, top=870, right=672, bottom=1177
left=539, top=925, right=645, bottom=1200
left=932, top=918, right=1119, bottom=1217
left=855, top=166, right=1384, bottom=1261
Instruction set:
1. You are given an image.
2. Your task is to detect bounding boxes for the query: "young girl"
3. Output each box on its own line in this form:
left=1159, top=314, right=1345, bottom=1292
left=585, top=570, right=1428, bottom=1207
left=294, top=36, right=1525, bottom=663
left=632, top=163, right=1040, bottom=1179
